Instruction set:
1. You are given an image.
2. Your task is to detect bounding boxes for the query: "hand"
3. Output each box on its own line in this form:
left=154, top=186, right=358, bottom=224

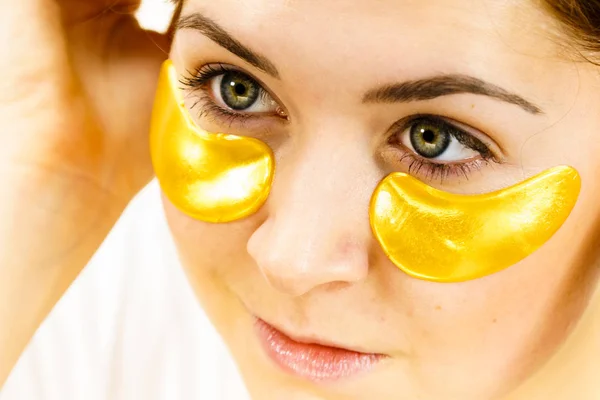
left=0, top=0, right=169, bottom=387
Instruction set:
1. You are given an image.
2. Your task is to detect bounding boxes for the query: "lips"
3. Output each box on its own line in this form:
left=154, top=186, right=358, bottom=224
left=254, top=318, right=386, bottom=382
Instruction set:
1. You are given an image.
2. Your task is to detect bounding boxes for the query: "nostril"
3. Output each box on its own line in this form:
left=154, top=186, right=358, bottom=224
left=260, top=268, right=313, bottom=297
left=319, top=280, right=355, bottom=293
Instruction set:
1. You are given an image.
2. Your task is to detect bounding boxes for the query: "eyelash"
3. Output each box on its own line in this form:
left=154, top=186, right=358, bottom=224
left=397, top=151, right=492, bottom=182
left=389, top=116, right=498, bottom=182
left=180, top=64, right=499, bottom=183
left=180, top=63, right=276, bottom=128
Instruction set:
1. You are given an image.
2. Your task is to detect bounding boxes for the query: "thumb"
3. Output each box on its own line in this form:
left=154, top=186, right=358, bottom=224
left=88, top=18, right=171, bottom=195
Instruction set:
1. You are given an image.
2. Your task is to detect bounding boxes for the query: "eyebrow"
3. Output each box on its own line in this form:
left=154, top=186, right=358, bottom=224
left=177, top=13, right=280, bottom=79
left=363, top=75, right=543, bottom=114
left=177, top=13, right=542, bottom=115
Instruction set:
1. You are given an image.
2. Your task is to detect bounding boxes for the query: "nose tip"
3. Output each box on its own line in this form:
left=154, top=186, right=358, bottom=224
left=247, top=218, right=370, bottom=296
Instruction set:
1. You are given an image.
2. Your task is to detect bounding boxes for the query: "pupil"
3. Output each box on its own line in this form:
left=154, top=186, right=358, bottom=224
left=234, top=83, right=247, bottom=96
left=422, top=129, right=435, bottom=143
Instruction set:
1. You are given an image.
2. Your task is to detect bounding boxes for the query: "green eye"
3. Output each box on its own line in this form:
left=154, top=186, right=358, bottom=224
left=220, top=71, right=260, bottom=110
left=409, top=119, right=451, bottom=158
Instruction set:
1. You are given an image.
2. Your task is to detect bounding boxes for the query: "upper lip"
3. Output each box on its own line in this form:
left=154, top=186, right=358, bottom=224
left=257, top=317, right=386, bottom=356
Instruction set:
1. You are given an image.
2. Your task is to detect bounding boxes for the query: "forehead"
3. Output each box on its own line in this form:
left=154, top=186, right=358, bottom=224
left=180, top=0, right=560, bottom=59
left=179, top=0, right=563, bottom=79
left=177, top=0, right=571, bottom=113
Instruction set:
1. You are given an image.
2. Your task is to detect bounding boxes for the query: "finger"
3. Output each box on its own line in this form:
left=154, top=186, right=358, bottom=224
left=93, top=19, right=171, bottom=194
left=0, top=0, right=71, bottom=107
left=55, top=0, right=144, bottom=25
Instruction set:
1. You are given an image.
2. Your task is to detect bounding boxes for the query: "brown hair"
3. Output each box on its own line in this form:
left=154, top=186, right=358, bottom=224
left=167, top=0, right=184, bottom=38
left=170, top=0, right=600, bottom=60
left=542, top=0, right=600, bottom=59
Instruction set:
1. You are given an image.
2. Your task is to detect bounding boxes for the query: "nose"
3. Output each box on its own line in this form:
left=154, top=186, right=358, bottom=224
left=247, top=129, right=379, bottom=296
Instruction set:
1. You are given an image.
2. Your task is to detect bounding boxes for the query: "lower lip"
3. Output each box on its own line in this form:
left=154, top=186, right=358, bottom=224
left=254, top=318, right=385, bottom=382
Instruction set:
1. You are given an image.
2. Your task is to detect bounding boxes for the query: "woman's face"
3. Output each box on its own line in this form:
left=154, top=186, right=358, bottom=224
left=164, top=0, right=600, bottom=399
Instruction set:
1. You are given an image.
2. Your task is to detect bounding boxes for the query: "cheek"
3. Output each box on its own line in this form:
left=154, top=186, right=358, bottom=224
left=161, top=194, right=261, bottom=296
left=403, top=212, right=600, bottom=397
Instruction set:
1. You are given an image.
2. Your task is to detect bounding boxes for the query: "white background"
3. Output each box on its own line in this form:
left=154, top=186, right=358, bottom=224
left=136, top=0, right=175, bottom=33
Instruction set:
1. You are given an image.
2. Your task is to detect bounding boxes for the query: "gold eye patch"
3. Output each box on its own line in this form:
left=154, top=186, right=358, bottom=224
left=150, top=60, right=581, bottom=282
left=370, top=166, right=580, bottom=282
left=150, top=61, right=274, bottom=223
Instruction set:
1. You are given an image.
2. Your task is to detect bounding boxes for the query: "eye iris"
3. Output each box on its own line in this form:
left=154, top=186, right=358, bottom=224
left=409, top=120, right=451, bottom=158
left=220, top=72, right=260, bottom=110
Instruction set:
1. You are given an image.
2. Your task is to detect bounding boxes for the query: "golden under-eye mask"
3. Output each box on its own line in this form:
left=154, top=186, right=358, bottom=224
left=150, top=61, right=274, bottom=223
left=150, top=60, right=581, bottom=282
left=371, top=166, right=580, bottom=282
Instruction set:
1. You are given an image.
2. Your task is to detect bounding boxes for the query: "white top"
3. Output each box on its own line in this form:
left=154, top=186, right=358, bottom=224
left=0, top=181, right=250, bottom=400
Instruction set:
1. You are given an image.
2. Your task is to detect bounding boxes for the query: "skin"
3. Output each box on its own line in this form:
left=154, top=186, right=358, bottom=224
left=0, top=0, right=167, bottom=390
left=2, top=0, right=600, bottom=400
left=166, top=0, right=600, bottom=399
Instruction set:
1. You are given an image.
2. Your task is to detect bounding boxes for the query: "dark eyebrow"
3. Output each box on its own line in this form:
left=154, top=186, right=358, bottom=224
left=175, top=13, right=539, bottom=114
left=363, top=74, right=543, bottom=114
left=177, top=12, right=280, bottom=79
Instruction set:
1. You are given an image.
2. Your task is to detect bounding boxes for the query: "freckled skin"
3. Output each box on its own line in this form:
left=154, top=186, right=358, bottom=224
left=165, top=0, right=600, bottom=399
